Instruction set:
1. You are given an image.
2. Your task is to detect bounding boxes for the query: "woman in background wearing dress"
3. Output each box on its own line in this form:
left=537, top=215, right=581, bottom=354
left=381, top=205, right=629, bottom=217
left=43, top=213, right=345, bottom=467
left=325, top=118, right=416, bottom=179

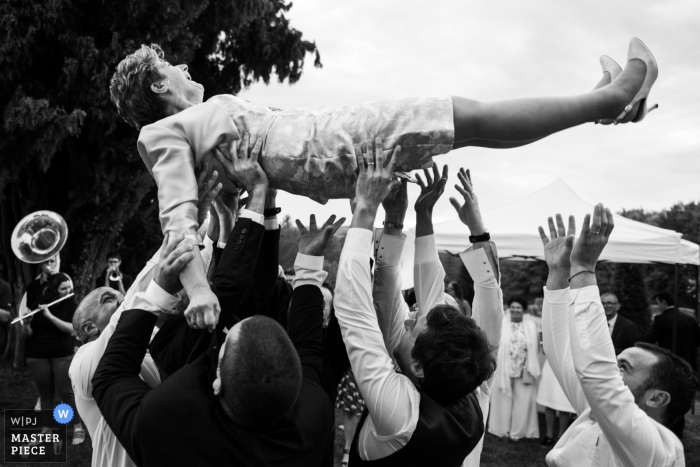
left=488, top=297, right=541, bottom=441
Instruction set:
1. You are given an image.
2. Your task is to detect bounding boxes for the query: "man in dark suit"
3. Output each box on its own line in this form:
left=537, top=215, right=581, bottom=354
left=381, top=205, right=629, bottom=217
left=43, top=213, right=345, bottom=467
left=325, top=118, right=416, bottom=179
left=647, top=291, right=700, bottom=437
left=600, top=292, right=640, bottom=355
left=648, top=292, right=700, bottom=372
left=93, top=138, right=344, bottom=466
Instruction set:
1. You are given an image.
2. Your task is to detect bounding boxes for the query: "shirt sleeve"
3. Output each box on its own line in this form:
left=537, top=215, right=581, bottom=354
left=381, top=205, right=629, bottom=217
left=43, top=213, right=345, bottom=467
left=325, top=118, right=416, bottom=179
left=414, top=234, right=446, bottom=316
left=137, top=102, right=239, bottom=241
left=372, top=232, right=410, bottom=358
left=335, top=228, right=419, bottom=444
left=238, top=209, right=264, bottom=226
left=459, top=244, right=504, bottom=417
left=568, top=286, right=672, bottom=467
left=293, top=253, right=328, bottom=289
left=542, top=286, right=589, bottom=415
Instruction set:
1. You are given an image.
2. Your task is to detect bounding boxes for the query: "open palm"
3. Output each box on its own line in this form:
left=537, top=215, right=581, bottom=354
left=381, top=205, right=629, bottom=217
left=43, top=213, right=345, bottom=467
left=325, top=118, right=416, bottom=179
left=538, top=214, right=575, bottom=270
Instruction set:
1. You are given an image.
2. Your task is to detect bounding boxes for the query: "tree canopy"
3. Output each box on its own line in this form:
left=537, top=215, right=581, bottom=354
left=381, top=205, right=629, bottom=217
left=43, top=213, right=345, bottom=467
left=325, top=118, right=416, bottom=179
left=0, top=0, right=321, bottom=303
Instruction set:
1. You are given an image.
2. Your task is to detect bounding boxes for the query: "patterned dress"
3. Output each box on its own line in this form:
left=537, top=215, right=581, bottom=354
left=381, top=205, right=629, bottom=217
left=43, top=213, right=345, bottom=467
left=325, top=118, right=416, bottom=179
left=336, top=369, right=365, bottom=417
left=137, top=95, right=454, bottom=240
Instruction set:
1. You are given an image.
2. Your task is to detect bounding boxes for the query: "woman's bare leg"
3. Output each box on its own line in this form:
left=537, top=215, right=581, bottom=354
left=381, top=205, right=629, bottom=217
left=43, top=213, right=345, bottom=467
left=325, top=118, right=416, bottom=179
left=466, top=70, right=616, bottom=149
left=452, top=60, right=646, bottom=149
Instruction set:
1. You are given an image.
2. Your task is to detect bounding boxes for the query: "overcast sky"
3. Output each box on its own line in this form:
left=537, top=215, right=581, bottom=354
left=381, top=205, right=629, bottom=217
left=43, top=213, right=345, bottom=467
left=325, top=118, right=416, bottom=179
left=238, top=0, right=700, bottom=229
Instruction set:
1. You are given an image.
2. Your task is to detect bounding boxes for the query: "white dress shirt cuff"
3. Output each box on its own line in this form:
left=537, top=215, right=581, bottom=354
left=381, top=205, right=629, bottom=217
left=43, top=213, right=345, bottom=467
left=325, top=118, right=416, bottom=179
left=238, top=209, right=264, bottom=226
left=344, top=228, right=374, bottom=257
left=544, top=286, right=570, bottom=302
left=459, top=248, right=496, bottom=284
left=145, top=279, right=181, bottom=313
left=264, top=217, right=279, bottom=230
left=376, top=233, right=406, bottom=267
left=414, top=234, right=439, bottom=265
left=130, top=279, right=181, bottom=315
left=293, top=253, right=328, bottom=289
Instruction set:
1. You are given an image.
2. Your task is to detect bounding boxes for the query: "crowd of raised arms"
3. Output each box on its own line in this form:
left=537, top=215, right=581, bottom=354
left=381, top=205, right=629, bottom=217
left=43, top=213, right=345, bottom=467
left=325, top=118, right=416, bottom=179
left=10, top=36, right=700, bottom=467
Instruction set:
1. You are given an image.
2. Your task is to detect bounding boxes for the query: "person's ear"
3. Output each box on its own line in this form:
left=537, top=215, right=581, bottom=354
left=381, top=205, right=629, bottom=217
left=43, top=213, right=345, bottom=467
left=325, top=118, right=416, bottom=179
left=151, top=80, right=169, bottom=95
left=411, top=360, right=424, bottom=379
left=644, top=389, right=671, bottom=410
left=81, top=321, right=99, bottom=340
left=212, top=366, right=222, bottom=395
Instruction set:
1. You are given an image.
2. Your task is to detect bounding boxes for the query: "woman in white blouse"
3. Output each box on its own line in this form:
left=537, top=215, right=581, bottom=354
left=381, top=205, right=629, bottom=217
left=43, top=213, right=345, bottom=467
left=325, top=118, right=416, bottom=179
left=488, top=297, right=541, bottom=441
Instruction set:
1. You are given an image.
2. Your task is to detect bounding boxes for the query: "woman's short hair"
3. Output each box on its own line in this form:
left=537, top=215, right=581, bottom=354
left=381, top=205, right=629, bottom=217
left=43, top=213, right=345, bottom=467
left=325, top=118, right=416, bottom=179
left=110, top=44, right=168, bottom=129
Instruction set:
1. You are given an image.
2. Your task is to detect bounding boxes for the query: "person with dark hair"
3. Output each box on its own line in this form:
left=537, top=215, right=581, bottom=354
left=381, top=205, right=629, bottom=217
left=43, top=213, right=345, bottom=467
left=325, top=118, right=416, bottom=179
left=489, top=295, right=541, bottom=441
left=445, top=281, right=472, bottom=317
left=334, top=146, right=498, bottom=466
left=19, top=271, right=85, bottom=445
left=647, top=291, right=700, bottom=437
left=100, top=251, right=133, bottom=294
left=539, top=206, right=696, bottom=466
left=600, top=292, right=640, bottom=355
left=648, top=291, right=700, bottom=371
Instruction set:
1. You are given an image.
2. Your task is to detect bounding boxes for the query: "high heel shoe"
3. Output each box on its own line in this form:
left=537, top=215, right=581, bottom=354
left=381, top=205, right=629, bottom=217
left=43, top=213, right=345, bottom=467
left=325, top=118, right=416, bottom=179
left=595, top=55, right=623, bottom=125
left=614, top=37, right=659, bottom=124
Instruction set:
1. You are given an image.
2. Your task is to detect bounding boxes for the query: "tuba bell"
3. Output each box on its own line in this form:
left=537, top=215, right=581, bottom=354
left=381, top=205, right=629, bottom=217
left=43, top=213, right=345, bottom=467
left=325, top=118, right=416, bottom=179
left=11, top=210, right=68, bottom=264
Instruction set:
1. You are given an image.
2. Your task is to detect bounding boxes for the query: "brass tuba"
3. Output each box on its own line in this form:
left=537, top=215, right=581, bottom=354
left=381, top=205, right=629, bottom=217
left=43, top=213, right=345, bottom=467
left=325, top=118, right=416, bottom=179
left=11, top=210, right=68, bottom=264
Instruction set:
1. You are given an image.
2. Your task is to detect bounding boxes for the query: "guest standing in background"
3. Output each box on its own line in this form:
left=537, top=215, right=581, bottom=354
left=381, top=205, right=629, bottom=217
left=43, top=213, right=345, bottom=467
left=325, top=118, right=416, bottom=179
left=20, top=272, right=85, bottom=445
left=536, top=359, right=574, bottom=447
left=488, top=297, right=541, bottom=441
left=600, top=292, right=640, bottom=355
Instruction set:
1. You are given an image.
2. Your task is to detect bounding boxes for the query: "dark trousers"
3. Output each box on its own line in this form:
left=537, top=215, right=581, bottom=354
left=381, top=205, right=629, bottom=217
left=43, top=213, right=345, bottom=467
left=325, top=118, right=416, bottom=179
left=26, top=355, right=80, bottom=427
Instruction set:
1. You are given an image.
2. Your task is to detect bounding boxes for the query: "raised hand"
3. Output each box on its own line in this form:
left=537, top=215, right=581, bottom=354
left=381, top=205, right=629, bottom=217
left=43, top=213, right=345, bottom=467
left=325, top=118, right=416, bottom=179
left=155, top=233, right=196, bottom=296
left=195, top=158, right=223, bottom=227
left=296, top=214, right=346, bottom=257
left=382, top=178, right=409, bottom=223
left=570, top=204, right=614, bottom=274
left=415, top=163, right=448, bottom=213
left=214, top=132, right=268, bottom=192
left=449, top=168, right=486, bottom=236
left=538, top=214, right=576, bottom=272
left=353, top=137, right=402, bottom=212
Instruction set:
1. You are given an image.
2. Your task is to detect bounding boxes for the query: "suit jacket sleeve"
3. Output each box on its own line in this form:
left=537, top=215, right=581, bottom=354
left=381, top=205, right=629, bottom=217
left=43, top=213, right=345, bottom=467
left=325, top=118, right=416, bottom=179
left=92, top=310, right=159, bottom=467
left=288, top=284, right=325, bottom=386
left=212, top=218, right=266, bottom=330
left=235, top=227, right=281, bottom=322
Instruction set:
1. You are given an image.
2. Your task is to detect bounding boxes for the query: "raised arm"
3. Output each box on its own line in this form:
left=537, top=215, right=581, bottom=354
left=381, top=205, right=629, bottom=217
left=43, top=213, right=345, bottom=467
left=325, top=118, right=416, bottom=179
left=372, top=179, right=410, bottom=355
left=413, top=163, right=449, bottom=315
left=289, top=213, right=345, bottom=385
left=450, top=169, right=503, bottom=467
left=567, top=205, right=670, bottom=466
left=92, top=237, right=194, bottom=465
left=538, top=213, right=589, bottom=415
left=335, top=140, right=418, bottom=437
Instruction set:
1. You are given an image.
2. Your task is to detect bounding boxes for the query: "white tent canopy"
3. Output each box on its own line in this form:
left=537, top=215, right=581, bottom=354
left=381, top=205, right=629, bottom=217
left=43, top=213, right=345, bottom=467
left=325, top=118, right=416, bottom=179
left=432, top=179, right=699, bottom=266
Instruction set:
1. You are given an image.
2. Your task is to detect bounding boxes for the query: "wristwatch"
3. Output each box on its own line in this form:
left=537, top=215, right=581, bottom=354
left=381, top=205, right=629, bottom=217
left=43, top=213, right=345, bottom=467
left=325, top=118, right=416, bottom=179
left=264, top=207, right=281, bottom=217
left=468, top=229, right=490, bottom=243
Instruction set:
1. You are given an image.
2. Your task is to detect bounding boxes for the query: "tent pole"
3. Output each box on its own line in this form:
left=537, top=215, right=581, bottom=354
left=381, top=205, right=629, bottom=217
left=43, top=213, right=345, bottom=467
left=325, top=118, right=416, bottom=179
left=672, top=264, right=679, bottom=354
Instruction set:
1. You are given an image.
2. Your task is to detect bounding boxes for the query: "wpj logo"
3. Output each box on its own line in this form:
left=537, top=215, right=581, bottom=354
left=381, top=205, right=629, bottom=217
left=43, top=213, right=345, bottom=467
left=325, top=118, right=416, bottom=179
left=4, top=405, right=69, bottom=463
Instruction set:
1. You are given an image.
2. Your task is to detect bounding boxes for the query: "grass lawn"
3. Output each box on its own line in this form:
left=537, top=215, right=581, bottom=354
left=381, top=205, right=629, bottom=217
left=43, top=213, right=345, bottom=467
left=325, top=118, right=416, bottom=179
left=2, top=358, right=698, bottom=466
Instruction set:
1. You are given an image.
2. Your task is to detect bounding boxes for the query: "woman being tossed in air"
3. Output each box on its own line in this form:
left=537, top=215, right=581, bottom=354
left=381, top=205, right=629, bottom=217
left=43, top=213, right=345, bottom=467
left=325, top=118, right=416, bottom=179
left=109, top=37, right=658, bottom=330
